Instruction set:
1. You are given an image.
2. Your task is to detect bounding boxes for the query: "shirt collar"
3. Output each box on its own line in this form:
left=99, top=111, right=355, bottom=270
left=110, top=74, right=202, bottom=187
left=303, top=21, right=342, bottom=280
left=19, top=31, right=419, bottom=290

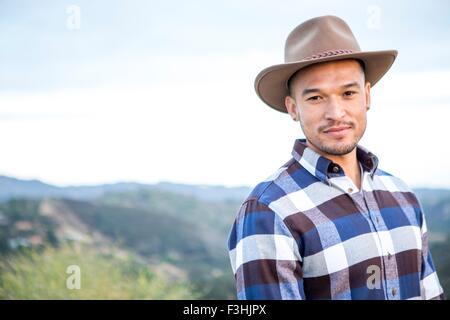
left=291, top=138, right=379, bottom=184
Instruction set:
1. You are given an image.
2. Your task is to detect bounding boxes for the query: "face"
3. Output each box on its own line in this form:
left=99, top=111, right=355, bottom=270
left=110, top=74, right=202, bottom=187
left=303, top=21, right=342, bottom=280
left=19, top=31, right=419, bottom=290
left=285, top=59, right=371, bottom=157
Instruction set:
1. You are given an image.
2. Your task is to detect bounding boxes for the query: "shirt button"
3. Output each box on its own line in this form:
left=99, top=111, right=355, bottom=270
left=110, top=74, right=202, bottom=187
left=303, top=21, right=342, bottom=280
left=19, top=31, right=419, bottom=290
left=347, top=188, right=353, bottom=193
left=388, top=253, right=392, bottom=260
left=376, top=216, right=379, bottom=223
left=332, top=166, right=340, bottom=173
left=392, top=287, right=397, bottom=296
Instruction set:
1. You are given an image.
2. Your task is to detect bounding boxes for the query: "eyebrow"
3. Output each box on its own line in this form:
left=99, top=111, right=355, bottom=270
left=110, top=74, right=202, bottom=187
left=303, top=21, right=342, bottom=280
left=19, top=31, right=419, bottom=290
left=301, top=81, right=360, bottom=97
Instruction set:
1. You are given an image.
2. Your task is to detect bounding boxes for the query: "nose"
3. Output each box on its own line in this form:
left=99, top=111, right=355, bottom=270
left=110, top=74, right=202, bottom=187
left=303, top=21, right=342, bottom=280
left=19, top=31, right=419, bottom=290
left=324, top=96, right=346, bottom=120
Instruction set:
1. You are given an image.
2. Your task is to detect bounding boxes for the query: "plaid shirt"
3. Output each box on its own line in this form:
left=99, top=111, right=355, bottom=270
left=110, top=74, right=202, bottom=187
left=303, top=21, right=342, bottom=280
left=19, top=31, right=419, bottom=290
left=228, top=139, right=444, bottom=300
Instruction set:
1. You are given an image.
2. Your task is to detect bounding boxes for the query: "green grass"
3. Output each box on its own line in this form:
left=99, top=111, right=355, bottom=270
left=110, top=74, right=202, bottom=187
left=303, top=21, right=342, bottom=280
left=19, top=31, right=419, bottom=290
left=0, top=244, right=198, bottom=299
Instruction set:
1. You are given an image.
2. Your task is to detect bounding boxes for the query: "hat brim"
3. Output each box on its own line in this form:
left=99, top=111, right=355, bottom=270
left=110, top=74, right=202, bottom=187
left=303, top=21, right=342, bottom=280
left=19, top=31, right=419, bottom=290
left=254, top=50, right=398, bottom=113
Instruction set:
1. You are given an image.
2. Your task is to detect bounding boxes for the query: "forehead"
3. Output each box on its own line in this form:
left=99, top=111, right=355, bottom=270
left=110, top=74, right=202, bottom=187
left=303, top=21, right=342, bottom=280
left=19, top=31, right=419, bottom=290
left=292, top=59, right=364, bottom=90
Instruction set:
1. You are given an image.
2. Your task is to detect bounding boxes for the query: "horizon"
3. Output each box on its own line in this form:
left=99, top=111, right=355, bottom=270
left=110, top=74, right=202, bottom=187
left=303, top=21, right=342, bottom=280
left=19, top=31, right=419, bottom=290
left=1, top=174, right=450, bottom=191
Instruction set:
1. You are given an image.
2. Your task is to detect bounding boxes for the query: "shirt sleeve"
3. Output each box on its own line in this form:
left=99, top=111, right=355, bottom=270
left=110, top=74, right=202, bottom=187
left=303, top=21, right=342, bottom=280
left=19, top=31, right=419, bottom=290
left=418, top=204, right=445, bottom=300
left=227, top=198, right=305, bottom=300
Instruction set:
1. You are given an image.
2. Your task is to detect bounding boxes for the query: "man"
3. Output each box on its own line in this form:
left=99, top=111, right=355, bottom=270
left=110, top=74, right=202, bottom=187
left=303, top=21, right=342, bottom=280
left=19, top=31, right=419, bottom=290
left=227, top=15, right=444, bottom=300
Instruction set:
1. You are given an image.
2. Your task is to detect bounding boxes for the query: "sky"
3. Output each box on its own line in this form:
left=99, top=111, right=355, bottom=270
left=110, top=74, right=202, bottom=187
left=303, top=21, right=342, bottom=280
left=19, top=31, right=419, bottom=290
left=0, top=0, right=450, bottom=188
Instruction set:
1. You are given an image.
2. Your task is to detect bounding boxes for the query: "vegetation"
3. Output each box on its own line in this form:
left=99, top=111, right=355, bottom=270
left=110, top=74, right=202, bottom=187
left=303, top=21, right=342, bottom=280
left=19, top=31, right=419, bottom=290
left=0, top=185, right=448, bottom=300
left=0, top=194, right=238, bottom=299
left=0, top=244, right=196, bottom=299
left=429, top=236, right=450, bottom=298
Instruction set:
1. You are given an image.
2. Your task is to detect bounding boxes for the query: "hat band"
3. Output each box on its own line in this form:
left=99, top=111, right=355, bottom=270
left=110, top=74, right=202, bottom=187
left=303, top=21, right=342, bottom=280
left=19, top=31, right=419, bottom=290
left=301, top=49, right=354, bottom=61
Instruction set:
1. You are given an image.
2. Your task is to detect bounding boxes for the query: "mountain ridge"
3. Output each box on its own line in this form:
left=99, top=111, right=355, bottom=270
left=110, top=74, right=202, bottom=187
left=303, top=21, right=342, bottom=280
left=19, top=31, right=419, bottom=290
left=0, top=175, right=251, bottom=203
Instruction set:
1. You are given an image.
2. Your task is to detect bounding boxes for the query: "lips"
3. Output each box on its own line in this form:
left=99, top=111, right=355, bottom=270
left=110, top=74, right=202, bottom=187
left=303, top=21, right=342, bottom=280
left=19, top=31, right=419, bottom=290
left=323, top=126, right=352, bottom=138
left=324, top=126, right=352, bottom=133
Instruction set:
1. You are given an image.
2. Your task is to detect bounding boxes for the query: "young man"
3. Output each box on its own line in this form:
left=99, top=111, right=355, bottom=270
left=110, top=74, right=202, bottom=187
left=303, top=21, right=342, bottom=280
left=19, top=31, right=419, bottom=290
left=227, top=15, right=444, bottom=300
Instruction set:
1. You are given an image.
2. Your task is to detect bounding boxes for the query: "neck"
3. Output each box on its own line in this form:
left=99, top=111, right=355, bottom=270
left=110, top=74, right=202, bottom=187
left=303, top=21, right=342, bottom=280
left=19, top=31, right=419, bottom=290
left=307, top=141, right=361, bottom=189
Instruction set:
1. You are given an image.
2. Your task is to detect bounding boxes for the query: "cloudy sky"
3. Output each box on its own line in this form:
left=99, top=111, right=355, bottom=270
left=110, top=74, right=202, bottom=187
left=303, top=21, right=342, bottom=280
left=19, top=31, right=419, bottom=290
left=1, top=0, right=450, bottom=188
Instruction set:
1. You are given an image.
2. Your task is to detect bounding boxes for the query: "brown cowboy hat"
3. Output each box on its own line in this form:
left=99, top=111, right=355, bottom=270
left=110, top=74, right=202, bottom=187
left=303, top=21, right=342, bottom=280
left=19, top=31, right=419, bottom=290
left=254, top=15, right=398, bottom=113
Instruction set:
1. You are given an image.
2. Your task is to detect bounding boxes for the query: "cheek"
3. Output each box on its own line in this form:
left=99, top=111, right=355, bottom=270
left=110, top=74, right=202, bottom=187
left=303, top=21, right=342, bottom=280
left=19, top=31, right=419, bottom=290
left=348, top=98, right=366, bottom=117
left=299, top=109, right=321, bottom=128
left=352, top=108, right=368, bottom=131
left=299, top=115, right=315, bottom=134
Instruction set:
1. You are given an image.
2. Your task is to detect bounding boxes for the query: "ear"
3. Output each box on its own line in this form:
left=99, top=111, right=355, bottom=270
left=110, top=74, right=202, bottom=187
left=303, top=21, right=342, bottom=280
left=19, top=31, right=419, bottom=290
left=285, top=95, right=298, bottom=121
left=365, top=81, right=371, bottom=111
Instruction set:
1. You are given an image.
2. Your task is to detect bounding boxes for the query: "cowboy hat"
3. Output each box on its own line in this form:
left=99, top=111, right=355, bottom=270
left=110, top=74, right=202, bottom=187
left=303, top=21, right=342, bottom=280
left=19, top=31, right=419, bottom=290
left=254, top=15, right=398, bottom=113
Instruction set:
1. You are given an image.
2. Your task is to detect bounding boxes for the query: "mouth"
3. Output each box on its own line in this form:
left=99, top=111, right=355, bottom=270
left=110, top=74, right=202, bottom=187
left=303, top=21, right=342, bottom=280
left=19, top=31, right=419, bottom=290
left=323, top=126, right=352, bottom=138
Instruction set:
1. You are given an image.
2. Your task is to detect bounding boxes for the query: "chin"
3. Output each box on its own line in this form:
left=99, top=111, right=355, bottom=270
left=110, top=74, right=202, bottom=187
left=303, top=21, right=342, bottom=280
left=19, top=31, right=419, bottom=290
left=317, top=137, right=358, bottom=156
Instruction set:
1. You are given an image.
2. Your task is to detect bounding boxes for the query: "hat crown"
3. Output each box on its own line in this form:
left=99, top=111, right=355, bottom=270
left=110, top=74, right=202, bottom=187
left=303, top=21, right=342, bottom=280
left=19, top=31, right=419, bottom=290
left=284, top=15, right=362, bottom=63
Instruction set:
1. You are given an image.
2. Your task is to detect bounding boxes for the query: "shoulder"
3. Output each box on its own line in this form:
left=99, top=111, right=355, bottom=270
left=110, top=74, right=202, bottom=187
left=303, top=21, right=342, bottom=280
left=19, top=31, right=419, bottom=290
left=373, top=167, right=415, bottom=193
left=243, top=158, right=297, bottom=208
left=228, top=159, right=300, bottom=251
left=372, top=167, right=423, bottom=212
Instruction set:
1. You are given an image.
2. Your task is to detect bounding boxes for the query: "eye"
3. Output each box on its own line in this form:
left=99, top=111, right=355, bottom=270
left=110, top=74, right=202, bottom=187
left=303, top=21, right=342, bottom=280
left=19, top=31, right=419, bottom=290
left=307, top=96, right=321, bottom=101
left=344, top=91, right=356, bottom=97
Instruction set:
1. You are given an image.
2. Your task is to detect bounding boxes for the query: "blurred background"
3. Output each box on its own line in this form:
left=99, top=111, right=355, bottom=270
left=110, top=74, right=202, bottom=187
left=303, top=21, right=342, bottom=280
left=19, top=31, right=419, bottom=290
left=0, top=0, right=449, bottom=299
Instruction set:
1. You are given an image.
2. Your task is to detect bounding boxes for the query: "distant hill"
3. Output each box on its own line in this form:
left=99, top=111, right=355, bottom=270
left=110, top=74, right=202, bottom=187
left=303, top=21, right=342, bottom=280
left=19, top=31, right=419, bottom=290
left=1, top=175, right=449, bottom=233
left=0, top=175, right=251, bottom=203
left=0, top=175, right=449, bottom=299
left=154, top=181, right=251, bottom=202
left=414, top=188, right=450, bottom=237
left=0, top=177, right=244, bottom=299
left=0, top=175, right=145, bottom=201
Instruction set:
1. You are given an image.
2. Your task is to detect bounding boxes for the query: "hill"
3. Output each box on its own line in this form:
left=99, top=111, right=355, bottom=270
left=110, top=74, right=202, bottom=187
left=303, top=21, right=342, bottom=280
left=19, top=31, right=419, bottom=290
left=0, top=175, right=449, bottom=299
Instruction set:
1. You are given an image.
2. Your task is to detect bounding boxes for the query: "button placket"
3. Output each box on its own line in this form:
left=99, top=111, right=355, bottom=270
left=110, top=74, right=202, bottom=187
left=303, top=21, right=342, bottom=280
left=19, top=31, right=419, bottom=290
left=347, top=181, right=400, bottom=299
left=348, top=192, right=370, bottom=220
left=351, top=173, right=401, bottom=300
left=362, top=190, right=393, bottom=299
left=364, top=190, right=401, bottom=300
